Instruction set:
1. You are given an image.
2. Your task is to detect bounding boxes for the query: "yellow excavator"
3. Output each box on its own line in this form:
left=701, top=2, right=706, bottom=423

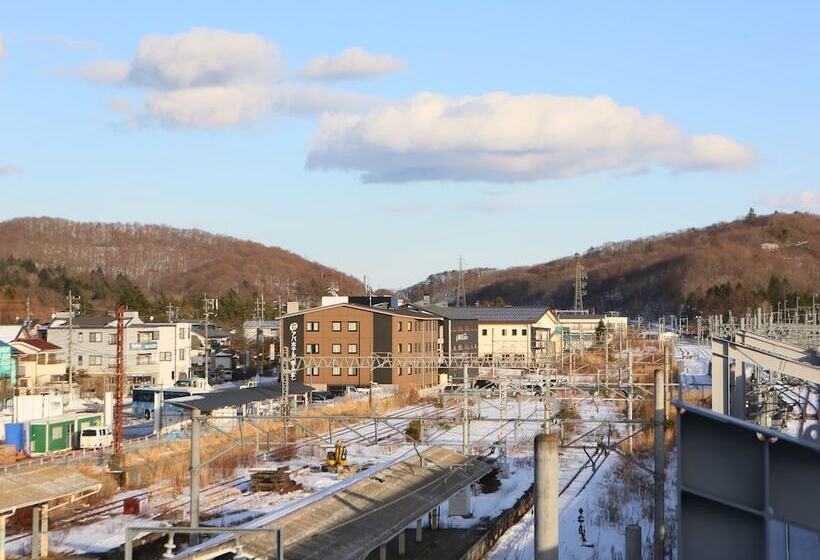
left=325, top=440, right=348, bottom=471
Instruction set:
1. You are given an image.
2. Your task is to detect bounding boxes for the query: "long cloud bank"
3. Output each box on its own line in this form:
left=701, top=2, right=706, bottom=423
left=306, top=92, right=757, bottom=182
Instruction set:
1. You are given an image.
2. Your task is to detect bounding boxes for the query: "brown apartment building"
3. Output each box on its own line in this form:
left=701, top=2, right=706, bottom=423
left=279, top=303, right=442, bottom=390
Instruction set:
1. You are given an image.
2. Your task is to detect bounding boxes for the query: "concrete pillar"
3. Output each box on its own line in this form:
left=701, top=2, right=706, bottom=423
left=653, top=369, right=666, bottom=560
left=711, top=338, right=730, bottom=414
left=103, top=392, right=114, bottom=428
left=398, top=531, right=406, bottom=556
left=153, top=391, right=163, bottom=433
left=39, top=505, right=48, bottom=558
left=379, top=543, right=387, bottom=560
left=534, top=433, right=559, bottom=560
left=415, top=518, right=423, bottom=543
left=31, top=506, right=41, bottom=559
left=190, top=410, right=201, bottom=545
left=625, top=524, right=641, bottom=560
left=431, top=506, right=440, bottom=530
left=0, top=514, right=7, bottom=560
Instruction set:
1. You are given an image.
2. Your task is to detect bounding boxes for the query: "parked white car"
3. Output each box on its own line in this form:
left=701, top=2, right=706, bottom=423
left=79, top=426, right=113, bottom=449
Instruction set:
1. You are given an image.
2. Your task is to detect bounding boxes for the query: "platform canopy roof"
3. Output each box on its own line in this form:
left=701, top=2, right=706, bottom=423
left=0, top=466, right=101, bottom=515
left=236, top=446, right=491, bottom=560
left=166, top=383, right=314, bottom=413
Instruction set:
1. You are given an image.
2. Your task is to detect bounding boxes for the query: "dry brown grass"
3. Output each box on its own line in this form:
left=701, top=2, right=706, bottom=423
left=116, top=388, right=425, bottom=492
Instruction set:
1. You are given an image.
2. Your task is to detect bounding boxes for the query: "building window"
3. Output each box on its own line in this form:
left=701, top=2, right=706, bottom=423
left=332, top=366, right=341, bottom=376
left=408, top=366, right=413, bottom=375
left=348, top=367, right=358, bottom=376
left=522, top=329, right=528, bottom=336
left=332, top=321, right=342, bottom=332
left=137, top=354, right=152, bottom=365
left=138, top=331, right=158, bottom=343
left=77, top=355, right=83, bottom=366
left=89, top=332, right=102, bottom=343
left=306, top=321, right=320, bottom=332
left=348, top=343, right=358, bottom=354
left=482, top=329, right=488, bottom=336
left=179, top=349, right=186, bottom=360
left=78, top=333, right=84, bottom=343
left=306, top=344, right=319, bottom=354
left=308, top=366, right=319, bottom=376
left=398, top=367, right=403, bottom=376
left=347, top=321, right=358, bottom=332
left=332, top=344, right=342, bottom=354
left=89, top=355, right=102, bottom=366
left=501, top=329, right=507, bottom=336
left=397, top=321, right=402, bottom=332
left=160, top=352, right=172, bottom=362
left=407, top=321, right=412, bottom=331
left=179, top=327, right=186, bottom=340
left=512, top=329, right=517, bottom=336
left=398, top=343, right=403, bottom=353
left=108, top=357, right=117, bottom=367
left=108, top=333, right=117, bottom=345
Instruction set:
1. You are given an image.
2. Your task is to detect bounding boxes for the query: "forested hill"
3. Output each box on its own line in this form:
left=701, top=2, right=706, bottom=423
left=405, top=212, right=820, bottom=318
left=0, top=217, right=361, bottom=323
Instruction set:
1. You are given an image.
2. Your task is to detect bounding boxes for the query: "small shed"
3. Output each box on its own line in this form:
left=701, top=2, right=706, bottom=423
left=29, top=412, right=103, bottom=454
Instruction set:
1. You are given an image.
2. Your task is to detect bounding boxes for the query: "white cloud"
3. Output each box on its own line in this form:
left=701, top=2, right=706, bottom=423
left=757, top=191, right=820, bottom=212
left=300, top=47, right=405, bottom=80
left=75, top=59, right=130, bottom=84
left=75, top=28, right=384, bottom=128
left=0, top=34, right=5, bottom=59
left=130, top=27, right=281, bottom=88
left=306, top=92, right=758, bottom=182
left=145, top=84, right=382, bottom=128
left=0, top=164, right=22, bottom=176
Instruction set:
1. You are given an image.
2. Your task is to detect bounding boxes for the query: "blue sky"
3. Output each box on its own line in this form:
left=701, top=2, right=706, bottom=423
left=1, top=2, right=818, bottom=288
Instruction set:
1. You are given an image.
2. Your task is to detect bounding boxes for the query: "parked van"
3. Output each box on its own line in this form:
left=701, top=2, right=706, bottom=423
left=79, top=426, right=113, bottom=449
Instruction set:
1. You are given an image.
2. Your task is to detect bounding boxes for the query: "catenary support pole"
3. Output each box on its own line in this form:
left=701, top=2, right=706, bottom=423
left=534, top=433, right=559, bottom=560
left=398, top=530, right=406, bottom=556
left=462, top=365, right=469, bottom=455
left=39, top=505, right=47, bottom=558
left=190, top=409, right=201, bottom=545
left=625, top=523, right=642, bottom=560
left=653, top=369, right=666, bottom=560
left=416, top=518, right=423, bottom=543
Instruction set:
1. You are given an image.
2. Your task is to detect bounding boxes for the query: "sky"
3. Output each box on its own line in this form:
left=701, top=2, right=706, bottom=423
left=1, top=2, right=819, bottom=288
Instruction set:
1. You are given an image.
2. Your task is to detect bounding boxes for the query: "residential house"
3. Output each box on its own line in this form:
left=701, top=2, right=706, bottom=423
left=10, top=339, right=65, bottom=388
left=47, top=311, right=192, bottom=387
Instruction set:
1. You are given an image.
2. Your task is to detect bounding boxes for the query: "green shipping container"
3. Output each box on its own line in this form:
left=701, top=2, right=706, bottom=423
left=29, top=412, right=103, bottom=454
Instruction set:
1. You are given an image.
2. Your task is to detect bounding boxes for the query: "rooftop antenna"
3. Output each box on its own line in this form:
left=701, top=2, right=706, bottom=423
left=573, top=255, right=587, bottom=311
left=456, top=256, right=467, bottom=307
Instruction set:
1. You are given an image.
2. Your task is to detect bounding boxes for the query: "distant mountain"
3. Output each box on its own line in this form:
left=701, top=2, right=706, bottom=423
left=0, top=217, right=362, bottom=323
left=405, top=212, right=820, bottom=318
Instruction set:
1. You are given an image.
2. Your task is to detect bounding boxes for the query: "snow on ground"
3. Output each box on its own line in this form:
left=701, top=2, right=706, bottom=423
left=676, top=343, right=711, bottom=390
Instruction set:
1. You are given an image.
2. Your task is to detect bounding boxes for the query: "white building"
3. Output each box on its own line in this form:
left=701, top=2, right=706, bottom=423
left=47, top=311, right=191, bottom=387
left=242, top=320, right=280, bottom=342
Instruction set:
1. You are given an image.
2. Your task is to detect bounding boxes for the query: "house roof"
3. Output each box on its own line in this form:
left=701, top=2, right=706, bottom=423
left=12, top=338, right=61, bottom=353
left=283, top=303, right=440, bottom=321
left=0, top=466, right=101, bottom=516
left=416, top=305, right=552, bottom=323
left=242, top=320, right=280, bottom=329
left=0, top=325, right=24, bottom=344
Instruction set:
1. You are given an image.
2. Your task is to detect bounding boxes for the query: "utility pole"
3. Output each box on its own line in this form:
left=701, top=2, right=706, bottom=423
left=654, top=368, right=666, bottom=560
left=66, top=291, right=81, bottom=400
left=254, top=295, right=266, bottom=385
left=202, top=295, right=218, bottom=388
left=461, top=364, right=469, bottom=455
left=113, top=305, right=125, bottom=460
left=25, top=296, right=31, bottom=326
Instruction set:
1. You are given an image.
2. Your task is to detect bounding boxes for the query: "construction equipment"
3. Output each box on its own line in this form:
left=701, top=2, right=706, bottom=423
left=325, top=440, right=348, bottom=471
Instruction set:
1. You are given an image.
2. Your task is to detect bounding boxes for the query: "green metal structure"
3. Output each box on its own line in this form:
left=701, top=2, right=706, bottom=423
left=29, top=412, right=103, bottom=454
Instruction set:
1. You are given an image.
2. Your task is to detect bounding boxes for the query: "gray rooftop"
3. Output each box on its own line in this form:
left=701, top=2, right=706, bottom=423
left=166, top=383, right=314, bottom=413
left=0, top=466, right=101, bottom=515
left=236, top=446, right=491, bottom=560
left=419, top=305, right=551, bottom=323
